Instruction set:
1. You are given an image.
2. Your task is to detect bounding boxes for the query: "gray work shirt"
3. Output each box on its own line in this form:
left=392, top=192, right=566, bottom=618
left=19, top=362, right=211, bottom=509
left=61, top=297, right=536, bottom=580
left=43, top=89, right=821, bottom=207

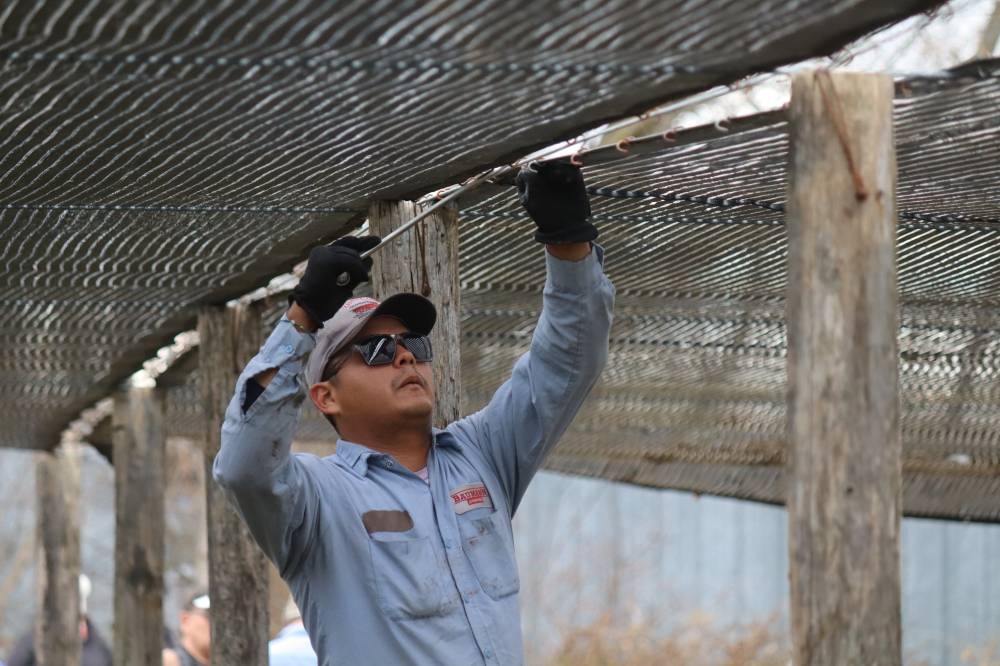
left=213, top=247, right=614, bottom=665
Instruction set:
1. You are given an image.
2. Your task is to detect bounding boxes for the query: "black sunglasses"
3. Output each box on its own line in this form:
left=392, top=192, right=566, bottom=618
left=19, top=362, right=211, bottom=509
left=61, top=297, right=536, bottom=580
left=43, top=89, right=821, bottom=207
left=353, top=332, right=434, bottom=366
left=323, top=333, right=433, bottom=380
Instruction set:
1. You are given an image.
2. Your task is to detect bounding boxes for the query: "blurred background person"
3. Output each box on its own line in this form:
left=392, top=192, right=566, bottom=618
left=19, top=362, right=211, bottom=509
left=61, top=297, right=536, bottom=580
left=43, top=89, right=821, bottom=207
left=162, top=592, right=210, bottom=666
left=5, top=573, right=112, bottom=666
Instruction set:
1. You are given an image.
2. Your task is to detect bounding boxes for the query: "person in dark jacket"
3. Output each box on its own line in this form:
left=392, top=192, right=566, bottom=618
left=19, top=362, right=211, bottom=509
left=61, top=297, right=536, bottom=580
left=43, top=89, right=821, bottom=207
left=6, top=574, right=112, bottom=666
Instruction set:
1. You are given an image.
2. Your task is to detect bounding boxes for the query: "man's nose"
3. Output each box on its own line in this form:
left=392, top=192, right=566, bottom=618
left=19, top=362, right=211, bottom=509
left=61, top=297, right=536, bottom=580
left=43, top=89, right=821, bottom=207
left=393, top=340, right=416, bottom=367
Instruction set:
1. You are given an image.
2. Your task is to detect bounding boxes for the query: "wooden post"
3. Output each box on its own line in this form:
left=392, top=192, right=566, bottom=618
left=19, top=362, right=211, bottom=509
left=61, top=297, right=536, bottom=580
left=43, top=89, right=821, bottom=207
left=369, top=200, right=462, bottom=424
left=199, top=303, right=269, bottom=666
left=786, top=71, right=900, bottom=665
left=112, top=383, right=166, bottom=666
left=34, top=443, right=82, bottom=666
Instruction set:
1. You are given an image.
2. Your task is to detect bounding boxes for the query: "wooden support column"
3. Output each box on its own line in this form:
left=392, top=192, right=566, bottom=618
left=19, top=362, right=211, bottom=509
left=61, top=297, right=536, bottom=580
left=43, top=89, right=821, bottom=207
left=112, top=383, right=166, bottom=666
left=34, top=443, right=82, bottom=666
left=199, top=302, right=269, bottom=666
left=786, top=71, right=900, bottom=665
left=369, top=200, right=462, bottom=424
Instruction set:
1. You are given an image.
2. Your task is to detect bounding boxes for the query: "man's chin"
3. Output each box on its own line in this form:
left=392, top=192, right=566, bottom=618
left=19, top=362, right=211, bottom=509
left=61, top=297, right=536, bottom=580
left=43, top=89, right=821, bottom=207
left=397, top=399, right=434, bottom=420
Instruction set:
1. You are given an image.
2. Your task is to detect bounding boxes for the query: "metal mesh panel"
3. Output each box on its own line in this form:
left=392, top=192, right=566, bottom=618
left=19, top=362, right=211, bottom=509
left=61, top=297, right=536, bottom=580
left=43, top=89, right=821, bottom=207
left=0, top=207, right=339, bottom=449
left=453, top=61, right=1000, bottom=521
left=155, top=63, right=1000, bottom=521
left=1, top=0, right=940, bottom=452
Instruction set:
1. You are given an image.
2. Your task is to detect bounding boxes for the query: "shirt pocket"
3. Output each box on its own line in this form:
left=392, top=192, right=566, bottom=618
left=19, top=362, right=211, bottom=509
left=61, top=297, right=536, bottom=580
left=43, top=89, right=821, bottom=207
left=368, top=532, right=459, bottom=620
left=457, top=510, right=521, bottom=600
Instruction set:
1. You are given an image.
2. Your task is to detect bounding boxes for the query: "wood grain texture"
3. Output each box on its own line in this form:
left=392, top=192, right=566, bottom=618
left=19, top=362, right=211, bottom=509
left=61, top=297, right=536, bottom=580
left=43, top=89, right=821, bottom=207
left=112, top=386, right=166, bottom=666
left=369, top=200, right=462, bottom=425
left=34, top=444, right=82, bottom=666
left=786, top=71, right=901, bottom=666
left=199, top=303, right=269, bottom=666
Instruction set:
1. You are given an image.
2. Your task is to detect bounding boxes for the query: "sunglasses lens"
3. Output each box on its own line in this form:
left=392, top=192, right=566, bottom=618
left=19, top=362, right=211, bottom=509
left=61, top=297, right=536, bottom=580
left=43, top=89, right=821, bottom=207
left=355, top=334, right=433, bottom=366
left=358, top=336, right=396, bottom=365
left=401, top=334, right=433, bottom=362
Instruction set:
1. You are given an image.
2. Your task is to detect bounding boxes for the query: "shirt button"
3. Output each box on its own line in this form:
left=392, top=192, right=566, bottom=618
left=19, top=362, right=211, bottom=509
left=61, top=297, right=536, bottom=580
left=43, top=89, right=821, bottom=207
left=444, top=539, right=453, bottom=549
left=484, top=648, right=493, bottom=659
left=281, top=344, right=294, bottom=354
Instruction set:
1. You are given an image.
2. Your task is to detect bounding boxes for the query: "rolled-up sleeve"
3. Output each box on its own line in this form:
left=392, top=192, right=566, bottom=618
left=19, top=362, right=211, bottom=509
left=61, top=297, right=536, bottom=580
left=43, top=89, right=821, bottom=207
left=451, top=245, right=615, bottom=513
left=212, top=317, right=323, bottom=575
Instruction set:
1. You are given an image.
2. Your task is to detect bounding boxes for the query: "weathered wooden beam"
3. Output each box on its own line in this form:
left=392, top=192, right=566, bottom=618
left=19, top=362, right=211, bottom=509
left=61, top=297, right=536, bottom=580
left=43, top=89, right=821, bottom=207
left=34, top=443, right=82, bottom=666
left=786, top=71, right=900, bottom=665
left=199, top=303, right=269, bottom=666
left=88, top=415, right=113, bottom=458
left=156, top=346, right=201, bottom=389
left=369, top=200, right=462, bottom=424
left=112, top=384, right=166, bottom=666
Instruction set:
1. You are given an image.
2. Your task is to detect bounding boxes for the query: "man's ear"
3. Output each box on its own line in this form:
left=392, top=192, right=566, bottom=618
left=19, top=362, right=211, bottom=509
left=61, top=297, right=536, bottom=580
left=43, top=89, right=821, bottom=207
left=309, top=381, right=341, bottom=420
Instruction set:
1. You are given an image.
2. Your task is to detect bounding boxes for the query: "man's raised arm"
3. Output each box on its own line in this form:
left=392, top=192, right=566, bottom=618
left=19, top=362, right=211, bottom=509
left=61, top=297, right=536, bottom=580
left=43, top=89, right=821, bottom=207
left=450, top=162, right=616, bottom=512
left=211, top=235, right=379, bottom=572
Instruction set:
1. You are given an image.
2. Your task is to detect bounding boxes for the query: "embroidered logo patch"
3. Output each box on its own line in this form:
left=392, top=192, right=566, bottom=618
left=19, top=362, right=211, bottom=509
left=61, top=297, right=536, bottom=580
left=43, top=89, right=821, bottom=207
left=450, top=482, right=493, bottom=515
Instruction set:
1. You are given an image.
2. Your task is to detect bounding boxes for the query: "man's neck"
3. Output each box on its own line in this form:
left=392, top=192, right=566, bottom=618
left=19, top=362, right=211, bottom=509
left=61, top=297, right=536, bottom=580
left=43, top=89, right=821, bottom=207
left=341, top=422, right=432, bottom=472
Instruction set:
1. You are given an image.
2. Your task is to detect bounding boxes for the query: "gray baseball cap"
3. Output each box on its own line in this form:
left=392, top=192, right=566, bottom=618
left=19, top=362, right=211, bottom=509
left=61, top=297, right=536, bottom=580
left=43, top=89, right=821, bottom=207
left=304, top=293, right=436, bottom=386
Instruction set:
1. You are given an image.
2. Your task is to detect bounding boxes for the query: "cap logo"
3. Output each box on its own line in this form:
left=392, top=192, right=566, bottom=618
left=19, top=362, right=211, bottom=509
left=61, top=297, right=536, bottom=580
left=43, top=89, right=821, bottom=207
left=345, top=297, right=379, bottom=319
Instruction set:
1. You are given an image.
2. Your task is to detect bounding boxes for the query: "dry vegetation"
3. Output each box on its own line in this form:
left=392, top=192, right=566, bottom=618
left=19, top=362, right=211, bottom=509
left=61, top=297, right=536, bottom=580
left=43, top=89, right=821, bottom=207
left=542, top=610, right=788, bottom=666
left=537, top=605, right=1000, bottom=665
left=961, top=641, right=1000, bottom=666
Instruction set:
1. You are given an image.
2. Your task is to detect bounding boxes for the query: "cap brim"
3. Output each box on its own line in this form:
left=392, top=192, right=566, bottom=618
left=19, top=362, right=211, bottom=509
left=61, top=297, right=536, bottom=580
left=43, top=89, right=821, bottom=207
left=369, top=293, right=436, bottom=336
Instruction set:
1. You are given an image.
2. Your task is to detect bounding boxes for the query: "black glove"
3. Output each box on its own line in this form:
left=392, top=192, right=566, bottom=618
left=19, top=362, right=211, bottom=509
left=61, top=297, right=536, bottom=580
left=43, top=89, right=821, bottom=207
left=515, top=161, right=597, bottom=245
left=290, top=235, right=381, bottom=327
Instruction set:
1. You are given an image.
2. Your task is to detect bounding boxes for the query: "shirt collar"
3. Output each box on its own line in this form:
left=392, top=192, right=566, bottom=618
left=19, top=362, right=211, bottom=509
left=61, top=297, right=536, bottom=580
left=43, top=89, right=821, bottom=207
left=432, top=428, right=460, bottom=450
left=336, top=431, right=457, bottom=475
left=334, top=439, right=382, bottom=476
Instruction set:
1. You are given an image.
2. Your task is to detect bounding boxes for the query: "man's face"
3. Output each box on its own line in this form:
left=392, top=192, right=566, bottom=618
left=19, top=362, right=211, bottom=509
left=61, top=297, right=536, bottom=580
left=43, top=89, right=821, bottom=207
left=179, top=609, right=210, bottom=655
left=321, top=316, right=435, bottom=430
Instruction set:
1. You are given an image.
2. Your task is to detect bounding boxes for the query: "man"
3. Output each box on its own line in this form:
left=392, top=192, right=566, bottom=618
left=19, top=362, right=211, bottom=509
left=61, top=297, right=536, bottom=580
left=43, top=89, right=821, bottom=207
left=214, top=162, right=615, bottom=664
left=161, top=592, right=210, bottom=666
left=6, top=574, right=112, bottom=666
left=269, top=598, right=317, bottom=666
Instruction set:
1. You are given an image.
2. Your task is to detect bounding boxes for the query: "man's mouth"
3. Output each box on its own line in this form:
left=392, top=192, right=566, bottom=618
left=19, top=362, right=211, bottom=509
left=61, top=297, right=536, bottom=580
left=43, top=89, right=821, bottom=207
left=398, top=375, right=424, bottom=389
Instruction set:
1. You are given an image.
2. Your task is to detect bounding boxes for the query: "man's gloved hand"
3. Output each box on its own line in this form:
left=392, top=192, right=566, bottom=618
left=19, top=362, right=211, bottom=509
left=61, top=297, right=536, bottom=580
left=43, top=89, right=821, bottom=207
left=290, top=235, right=381, bottom=327
left=515, top=161, right=598, bottom=245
